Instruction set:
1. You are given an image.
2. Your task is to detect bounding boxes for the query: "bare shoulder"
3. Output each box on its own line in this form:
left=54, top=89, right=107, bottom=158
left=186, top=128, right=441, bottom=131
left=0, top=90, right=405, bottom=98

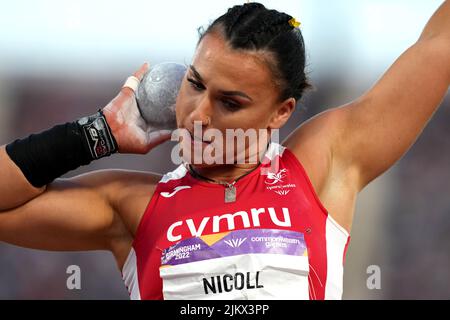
left=283, top=107, right=348, bottom=195
left=283, top=106, right=358, bottom=232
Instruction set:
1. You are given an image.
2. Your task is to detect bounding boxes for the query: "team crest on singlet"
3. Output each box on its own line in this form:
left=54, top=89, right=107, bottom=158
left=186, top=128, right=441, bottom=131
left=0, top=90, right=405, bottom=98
left=264, top=169, right=297, bottom=196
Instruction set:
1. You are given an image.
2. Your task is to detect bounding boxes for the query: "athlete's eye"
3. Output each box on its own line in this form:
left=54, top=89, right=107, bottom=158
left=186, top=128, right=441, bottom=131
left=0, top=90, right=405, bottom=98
left=187, top=77, right=242, bottom=111
left=221, top=99, right=241, bottom=112
left=187, top=78, right=205, bottom=91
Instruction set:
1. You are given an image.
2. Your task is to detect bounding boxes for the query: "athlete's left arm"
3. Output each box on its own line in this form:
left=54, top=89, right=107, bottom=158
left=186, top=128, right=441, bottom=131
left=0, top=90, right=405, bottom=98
left=332, top=1, right=450, bottom=191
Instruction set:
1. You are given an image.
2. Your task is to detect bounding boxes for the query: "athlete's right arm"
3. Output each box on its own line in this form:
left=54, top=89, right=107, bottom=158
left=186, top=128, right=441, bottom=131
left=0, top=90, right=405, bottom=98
left=0, top=169, right=158, bottom=253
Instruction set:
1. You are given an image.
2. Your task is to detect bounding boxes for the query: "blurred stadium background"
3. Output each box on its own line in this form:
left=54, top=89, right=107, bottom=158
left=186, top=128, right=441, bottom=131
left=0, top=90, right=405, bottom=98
left=0, top=0, right=449, bottom=299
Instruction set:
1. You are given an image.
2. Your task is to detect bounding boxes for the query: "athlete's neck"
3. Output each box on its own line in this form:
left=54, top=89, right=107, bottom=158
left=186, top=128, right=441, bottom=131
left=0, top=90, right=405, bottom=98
left=190, top=163, right=261, bottom=184
left=188, top=141, right=271, bottom=183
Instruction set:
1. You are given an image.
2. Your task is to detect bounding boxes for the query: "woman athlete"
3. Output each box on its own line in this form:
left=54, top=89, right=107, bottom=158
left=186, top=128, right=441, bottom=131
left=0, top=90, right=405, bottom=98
left=0, top=2, right=449, bottom=300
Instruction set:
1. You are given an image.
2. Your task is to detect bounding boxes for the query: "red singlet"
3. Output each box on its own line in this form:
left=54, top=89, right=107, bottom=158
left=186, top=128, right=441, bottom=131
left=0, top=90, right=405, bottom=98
left=121, top=142, right=350, bottom=300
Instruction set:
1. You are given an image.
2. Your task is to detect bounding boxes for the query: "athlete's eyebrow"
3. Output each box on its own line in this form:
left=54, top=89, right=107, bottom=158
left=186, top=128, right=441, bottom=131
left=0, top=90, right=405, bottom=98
left=219, top=89, right=253, bottom=102
left=189, top=65, right=205, bottom=83
left=189, top=64, right=253, bottom=102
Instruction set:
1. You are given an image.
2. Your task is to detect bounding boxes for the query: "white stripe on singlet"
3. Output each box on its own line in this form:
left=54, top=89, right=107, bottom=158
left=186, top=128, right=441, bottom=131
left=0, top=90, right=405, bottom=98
left=263, top=142, right=286, bottom=160
left=122, top=247, right=141, bottom=300
left=324, top=214, right=350, bottom=300
left=160, top=164, right=188, bottom=183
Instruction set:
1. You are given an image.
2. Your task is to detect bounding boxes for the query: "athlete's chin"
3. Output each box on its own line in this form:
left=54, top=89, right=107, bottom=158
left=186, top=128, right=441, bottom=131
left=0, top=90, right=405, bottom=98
left=188, top=162, right=223, bottom=169
left=179, top=143, right=227, bottom=167
left=180, top=155, right=233, bottom=168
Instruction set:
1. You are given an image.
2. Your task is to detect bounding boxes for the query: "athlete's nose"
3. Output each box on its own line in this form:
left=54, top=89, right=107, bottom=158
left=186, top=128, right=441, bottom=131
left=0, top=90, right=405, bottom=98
left=189, top=96, right=212, bottom=128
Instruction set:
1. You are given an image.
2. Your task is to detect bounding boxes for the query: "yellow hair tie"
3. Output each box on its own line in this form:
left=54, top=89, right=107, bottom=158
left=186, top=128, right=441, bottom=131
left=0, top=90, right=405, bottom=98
left=288, top=18, right=301, bottom=28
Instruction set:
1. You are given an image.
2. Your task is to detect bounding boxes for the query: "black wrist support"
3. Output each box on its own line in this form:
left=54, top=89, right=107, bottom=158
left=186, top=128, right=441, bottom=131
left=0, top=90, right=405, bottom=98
left=5, top=110, right=118, bottom=188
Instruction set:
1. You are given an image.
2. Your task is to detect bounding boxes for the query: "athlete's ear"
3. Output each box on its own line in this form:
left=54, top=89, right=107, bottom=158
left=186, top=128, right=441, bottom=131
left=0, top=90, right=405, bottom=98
left=268, top=97, right=296, bottom=130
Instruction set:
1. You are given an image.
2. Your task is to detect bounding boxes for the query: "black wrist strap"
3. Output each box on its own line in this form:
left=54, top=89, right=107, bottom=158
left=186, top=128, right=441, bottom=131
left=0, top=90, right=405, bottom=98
left=6, top=109, right=118, bottom=188
left=77, top=109, right=118, bottom=159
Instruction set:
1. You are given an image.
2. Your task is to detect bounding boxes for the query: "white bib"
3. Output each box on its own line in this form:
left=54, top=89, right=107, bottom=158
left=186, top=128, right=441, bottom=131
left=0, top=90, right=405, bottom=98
left=160, top=229, right=309, bottom=300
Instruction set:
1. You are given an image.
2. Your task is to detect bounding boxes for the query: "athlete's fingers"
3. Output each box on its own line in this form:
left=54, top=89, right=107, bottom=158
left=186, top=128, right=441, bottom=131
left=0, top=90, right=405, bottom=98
left=133, top=62, right=150, bottom=81
left=146, top=130, right=173, bottom=151
left=121, top=62, right=149, bottom=96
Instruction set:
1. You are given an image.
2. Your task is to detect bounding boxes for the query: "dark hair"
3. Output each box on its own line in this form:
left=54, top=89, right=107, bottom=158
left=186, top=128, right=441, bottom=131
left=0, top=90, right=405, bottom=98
left=197, top=2, right=312, bottom=103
